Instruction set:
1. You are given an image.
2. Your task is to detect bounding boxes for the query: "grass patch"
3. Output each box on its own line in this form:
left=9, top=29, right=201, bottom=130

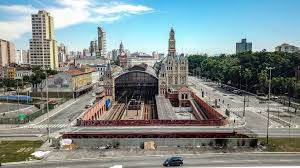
left=0, top=140, right=43, bottom=163
left=259, top=137, right=300, bottom=152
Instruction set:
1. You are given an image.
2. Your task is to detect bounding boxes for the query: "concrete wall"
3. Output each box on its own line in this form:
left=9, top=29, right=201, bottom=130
left=70, top=138, right=257, bottom=149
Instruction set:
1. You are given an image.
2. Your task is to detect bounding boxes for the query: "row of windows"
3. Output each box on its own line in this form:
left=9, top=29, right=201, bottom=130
left=168, top=61, right=186, bottom=65
left=31, top=62, right=51, bottom=65
left=167, top=66, right=187, bottom=71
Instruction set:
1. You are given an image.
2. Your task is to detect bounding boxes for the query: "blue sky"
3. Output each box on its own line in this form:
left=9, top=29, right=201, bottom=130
left=0, top=0, right=300, bottom=55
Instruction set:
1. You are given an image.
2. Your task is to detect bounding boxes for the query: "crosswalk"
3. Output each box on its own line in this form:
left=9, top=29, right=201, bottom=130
left=24, top=123, right=69, bottom=129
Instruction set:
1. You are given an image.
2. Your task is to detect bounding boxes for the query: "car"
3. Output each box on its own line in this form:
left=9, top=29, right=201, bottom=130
left=163, top=156, right=183, bottom=167
left=85, top=104, right=91, bottom=109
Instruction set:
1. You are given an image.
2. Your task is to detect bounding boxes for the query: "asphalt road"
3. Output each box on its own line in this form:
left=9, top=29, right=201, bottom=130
left=0, top=92, right=94, bottom=137
left=3, top=153, right=300, bottom=168
left=188, top=76, right=299, bottom=129
left=72, top=126, right=300, bottom=137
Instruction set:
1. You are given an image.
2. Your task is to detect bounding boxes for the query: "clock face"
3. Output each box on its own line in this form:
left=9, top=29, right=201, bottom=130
left=170, top=43, right=175, bottom=48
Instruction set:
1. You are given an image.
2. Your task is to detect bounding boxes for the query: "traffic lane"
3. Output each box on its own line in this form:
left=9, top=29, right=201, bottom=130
left=39, top=93, right=93, bottom=125
left=189, top=77, right=243, bottom=108
left=189, top=77, right=272, bottom=129
left=72, top=126, right=300, bottom=137
left=4, top=153, right=300, bottom=168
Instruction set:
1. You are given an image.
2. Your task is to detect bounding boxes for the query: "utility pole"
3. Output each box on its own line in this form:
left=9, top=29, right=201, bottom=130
left=243, top=95, right=246, bottom=118
left=46, top=72, right=50, bottom=142
left=17, top=80, right=20, bottom=126
left=266, top=67, right=274, bottom=144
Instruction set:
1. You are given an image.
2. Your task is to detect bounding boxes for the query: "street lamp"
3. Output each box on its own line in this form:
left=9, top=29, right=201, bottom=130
left=266, top=67, right=275, bottom=144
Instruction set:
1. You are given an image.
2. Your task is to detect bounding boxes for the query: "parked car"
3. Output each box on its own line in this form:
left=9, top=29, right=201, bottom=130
left=163, top=157, right=183, bottom=167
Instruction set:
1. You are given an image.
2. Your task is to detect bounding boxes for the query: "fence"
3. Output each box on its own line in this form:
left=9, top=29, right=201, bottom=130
left=0, top=98, right=70, bottom=124
left=77, top=119, right=228, bottom=127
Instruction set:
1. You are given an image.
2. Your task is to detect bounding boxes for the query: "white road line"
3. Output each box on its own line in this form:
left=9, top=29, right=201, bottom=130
left=279, top=160, right=292, bottom=162
left=212, top=160, right=225, bottom=163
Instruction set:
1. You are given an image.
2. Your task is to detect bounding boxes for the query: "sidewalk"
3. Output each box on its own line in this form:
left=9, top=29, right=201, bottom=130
left=27, top=98, right=77, bottom=125
left=0, top=99, right=77, bottom=130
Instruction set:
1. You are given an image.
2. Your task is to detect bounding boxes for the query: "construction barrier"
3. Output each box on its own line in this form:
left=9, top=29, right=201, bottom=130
left=62, top=131, right=249, bottom=139
left=77, top=119, right=227, bottom=127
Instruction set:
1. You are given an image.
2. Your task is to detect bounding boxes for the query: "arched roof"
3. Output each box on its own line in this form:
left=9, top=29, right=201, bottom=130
left=113, top=64, right=158, bottom=79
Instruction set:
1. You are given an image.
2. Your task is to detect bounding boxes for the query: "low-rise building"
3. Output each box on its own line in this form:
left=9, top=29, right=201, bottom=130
left=33, top=69, right=93, bottom=97
left=15, top=66, right=32, bottom=80
left=128, top=57, right=160, bottom=67
left=2, top=65, right=32, bottom=80
left=275, top=43, right=300, bottom=53
left=2, top=66, right=16, bottom=79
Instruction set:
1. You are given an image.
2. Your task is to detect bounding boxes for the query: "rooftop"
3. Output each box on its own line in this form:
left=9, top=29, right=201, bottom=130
left=64, top=70, right=89, bottom=76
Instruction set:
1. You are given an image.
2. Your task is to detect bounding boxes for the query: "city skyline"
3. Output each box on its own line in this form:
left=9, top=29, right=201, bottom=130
left=1, top=0, right=300, bottom=54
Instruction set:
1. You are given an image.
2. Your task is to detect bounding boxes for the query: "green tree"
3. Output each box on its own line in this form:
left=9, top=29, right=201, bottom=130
left=243, top=68, right=252, bottom=91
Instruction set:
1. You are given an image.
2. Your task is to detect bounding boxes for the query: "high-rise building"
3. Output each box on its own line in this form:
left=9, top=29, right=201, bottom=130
left=97, top=27, right=106, bottom=58
left=16, top=49, right=29, bottom=64
left=236, top=38, right=252, bottom=54
left=29, top=10, right=58, bottom=70
left=111, top=49, right=118, bottom=62
left=0, top=39, right=16, bottom=77
left=58, top=43, right=68, bottom=62
left=89, top=40, right=97, bottom=54
left=275, top=43, right=300, bottom=53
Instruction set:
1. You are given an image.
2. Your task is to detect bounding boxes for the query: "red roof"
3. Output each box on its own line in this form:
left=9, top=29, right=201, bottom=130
left=64, top=70, right=84, bottom=76
left=178, top=86, right=189, bottom=92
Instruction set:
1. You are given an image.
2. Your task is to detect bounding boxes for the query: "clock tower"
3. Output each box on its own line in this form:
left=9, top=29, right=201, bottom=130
left=168, top=27, right=176, bottom=56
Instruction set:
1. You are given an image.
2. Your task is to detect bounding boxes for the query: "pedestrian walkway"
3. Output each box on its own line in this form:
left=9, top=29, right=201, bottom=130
left=23, top=123, right=69, bottom=129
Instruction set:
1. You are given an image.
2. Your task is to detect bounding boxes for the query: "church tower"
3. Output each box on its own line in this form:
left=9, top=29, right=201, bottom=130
left=168, top=27, right=176, bottom=57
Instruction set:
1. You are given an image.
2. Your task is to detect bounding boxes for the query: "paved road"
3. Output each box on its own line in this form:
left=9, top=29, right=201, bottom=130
left=3, top=153, right=300, bottom=168
left=72, top=126, right=300, bottom=137
left=0, top=92, right=94, bottom=137
left=189, top=76, right=299, bottom=130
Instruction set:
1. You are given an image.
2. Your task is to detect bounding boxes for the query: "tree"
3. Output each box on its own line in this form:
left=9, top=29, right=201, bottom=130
left=243, top=68, right=252, bottom=91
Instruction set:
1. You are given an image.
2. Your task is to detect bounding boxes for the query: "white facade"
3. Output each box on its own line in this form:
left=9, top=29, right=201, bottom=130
left=128, top=57, right=160, bottom=67
left=15, top=68, right=33, bottom=80
left=275, top=43, right=300, bottom=53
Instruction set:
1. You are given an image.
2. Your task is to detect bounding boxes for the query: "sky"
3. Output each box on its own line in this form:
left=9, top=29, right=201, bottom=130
left=0, top=0, right=300, bottom=55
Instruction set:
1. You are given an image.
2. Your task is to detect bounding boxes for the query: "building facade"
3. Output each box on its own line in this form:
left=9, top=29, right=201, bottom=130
left=236, top=38, right=252, bottom=54
left=58, top=43, right=68, bottom=61
left=2, top=65, right=32, bottom=80
left=0, top=39, right=16, bottom=77
left=97, top=27, right=106, bottom=58
left=89, top=40, right=97, bottom=56
left=118, top=41, right=128, bottom=68
left=275, top=43, right=300, bottom=53
left=158, top=28, right=189, bottom=98
left=16, top=49, right=29, bottom=64
left=29, top=10, right=58, bottom=70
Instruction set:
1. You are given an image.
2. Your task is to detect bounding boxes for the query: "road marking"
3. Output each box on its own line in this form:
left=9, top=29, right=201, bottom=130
left=279, top=160, right=292, bottom=162
left=212, top=160, right=225, bottom=163
left=246, top=160, right=258, bottom=162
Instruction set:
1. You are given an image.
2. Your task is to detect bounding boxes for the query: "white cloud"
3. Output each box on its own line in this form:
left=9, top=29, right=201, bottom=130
left=94, top=4, right=153, bottom=15
left=0, top=5, right=36, bottom=14
left=0, top=0, right=153, bottom=40
left=0, top=16, right=32, bottom=39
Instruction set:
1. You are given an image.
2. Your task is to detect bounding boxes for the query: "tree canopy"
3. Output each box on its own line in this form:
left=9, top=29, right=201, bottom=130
left=188, top=51, right=300, bottom=97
